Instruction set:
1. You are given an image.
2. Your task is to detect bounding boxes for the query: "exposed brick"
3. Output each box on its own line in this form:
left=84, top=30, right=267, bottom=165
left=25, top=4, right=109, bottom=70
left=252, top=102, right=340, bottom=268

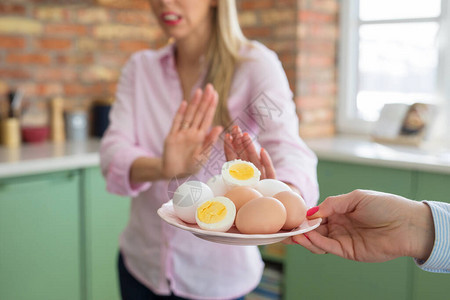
left=57, top=54, right=94, bottom=65
left=295, top=96, right=335, bottom=110
left=240, top=0, right=274, bottom=10
left=0, top=80, right=8, bottom=95
left=35, top=7, right=68, bottom=21
left=242, top=26, right=272, bottom=38
left=0, top=4, right=26, bottom=15
left=81, top=65, right=120, bottom=82
left=0, top=68, right=31, bottom=80
left=311, top=0, right=339, bottom=14
left=25, top=82, right=64, bottom=97
left=37, top=38, right=72, bottom=50
left=64, top=83, right=110, bottom=97
left=119, top=40, right=150, bottom=53
left=0, top=17, right=43, bottom=35
left=298, top=122, right=335, bottom=139
left=77, top=8, right=109, bottom=24
left=33, top=68, right=77, bottom=82
left=45, top=24, right=88, bottom=36
left=94, top=24, right=160, bottom=40
left=96, top=54, right=128, bottom=67
left=6, top=54, right=51, bottom=65
left=115, top=11, right=154, bottom=25
left=0, top=36, right=25, bottom=48
left=77, top=38, right=117, bottom=52
left=298, top=11, right=335, bottom=23
left=238, top=11, right=258, bottom=27
left=261, top=10, right=295, bottom=25
left=96, top=0, right=150, bottom=10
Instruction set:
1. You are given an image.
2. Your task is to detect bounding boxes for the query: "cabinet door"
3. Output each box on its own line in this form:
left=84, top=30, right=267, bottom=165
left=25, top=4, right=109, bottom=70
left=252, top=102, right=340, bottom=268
left=0, top=171, right=81, bottom=300
left=411, top=171, right=450, bottom=300
left=83, top=167, right=130, bottom=300
left=285, top=161, right=413, bottom=300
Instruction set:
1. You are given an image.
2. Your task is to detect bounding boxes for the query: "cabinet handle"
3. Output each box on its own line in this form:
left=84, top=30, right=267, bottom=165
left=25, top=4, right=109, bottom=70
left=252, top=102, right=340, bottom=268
left=0, top=171, right=77, bottom=190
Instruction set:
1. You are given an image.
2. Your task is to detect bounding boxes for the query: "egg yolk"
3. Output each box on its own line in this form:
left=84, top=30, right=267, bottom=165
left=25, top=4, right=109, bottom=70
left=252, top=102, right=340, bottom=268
left=229, top=163, right=254, bottom=180
left=197, top=201, right=227, bottom=224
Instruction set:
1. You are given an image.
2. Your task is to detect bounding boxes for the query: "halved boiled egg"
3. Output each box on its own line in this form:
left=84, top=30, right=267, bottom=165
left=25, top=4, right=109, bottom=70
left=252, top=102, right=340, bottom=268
left=195, top=196, right=236, bottom=232
left=221, top=159, right=261, bottom=188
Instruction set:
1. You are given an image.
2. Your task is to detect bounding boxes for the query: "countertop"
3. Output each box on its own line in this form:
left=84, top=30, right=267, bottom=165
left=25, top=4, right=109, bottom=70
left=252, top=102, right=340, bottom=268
left=0, top=139, right=100, bottom=179
left=1, top=135, right=450, bottom=179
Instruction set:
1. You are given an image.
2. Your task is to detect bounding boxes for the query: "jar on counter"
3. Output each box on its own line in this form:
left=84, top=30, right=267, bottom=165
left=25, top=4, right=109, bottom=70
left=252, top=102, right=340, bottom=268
left=65, top=109, right=88, bottom=141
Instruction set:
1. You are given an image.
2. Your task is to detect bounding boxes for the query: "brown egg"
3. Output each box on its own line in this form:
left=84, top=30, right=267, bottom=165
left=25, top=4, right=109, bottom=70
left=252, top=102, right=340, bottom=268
left=273, top=191, right=307, bottom=230
left=235, top=197, right=287, bottom=234
left=224, top=186, right=262, bottom=212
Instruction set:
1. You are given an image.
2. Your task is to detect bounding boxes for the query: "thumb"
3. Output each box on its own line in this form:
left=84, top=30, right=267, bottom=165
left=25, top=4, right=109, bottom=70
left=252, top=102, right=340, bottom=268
left=307, top=191, right=361, bottom=219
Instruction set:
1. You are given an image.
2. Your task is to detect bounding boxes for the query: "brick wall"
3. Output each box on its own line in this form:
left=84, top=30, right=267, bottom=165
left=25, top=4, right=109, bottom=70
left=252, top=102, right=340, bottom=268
left=0, top=0, right=338, bottom=138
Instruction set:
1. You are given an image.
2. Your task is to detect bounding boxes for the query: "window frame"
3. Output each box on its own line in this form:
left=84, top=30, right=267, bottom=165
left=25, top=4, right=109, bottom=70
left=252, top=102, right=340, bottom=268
left=337, top=0, right=450, bottom=136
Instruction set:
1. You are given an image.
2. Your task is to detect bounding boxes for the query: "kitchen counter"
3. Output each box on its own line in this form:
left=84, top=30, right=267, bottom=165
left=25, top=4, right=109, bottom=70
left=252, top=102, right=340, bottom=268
left=0, top=139, right=100, bottom=179
left=306, top=134, right=450, bottom=175
left=1, top=135, right=450, bottom=179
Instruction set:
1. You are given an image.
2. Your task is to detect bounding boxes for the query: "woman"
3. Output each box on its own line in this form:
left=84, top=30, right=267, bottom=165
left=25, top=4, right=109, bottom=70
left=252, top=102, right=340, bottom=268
left=100, top=0, right=319, bottom=299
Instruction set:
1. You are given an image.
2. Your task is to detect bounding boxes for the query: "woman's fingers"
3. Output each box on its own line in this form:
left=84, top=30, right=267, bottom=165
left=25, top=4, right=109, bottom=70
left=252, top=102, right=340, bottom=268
left=260, top=148, right=276, bottom=179
left=231, top=126, right=249, bottom=161
left=200, top=126, right=223, bottom=159
left=199, top=89, right=219, bottom=132
left=170, top=101, right=188, bottom=134
left=291, top=233, right=328, bottom=255
left=242, top=133, right=263, bottom=172
left=181, top=89, right=202, bottom=129
left=191, top=84, right=214, bottom=130
left=224, top=133, right=238, bottom=161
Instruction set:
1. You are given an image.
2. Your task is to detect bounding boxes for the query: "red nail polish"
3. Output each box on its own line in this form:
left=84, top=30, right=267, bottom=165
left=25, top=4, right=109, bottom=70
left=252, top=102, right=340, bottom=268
left=307, top=206, right=319, bottom=217
left=304, top=233, right=311, bottom=241
left=291, top=237, right=300, bottom=244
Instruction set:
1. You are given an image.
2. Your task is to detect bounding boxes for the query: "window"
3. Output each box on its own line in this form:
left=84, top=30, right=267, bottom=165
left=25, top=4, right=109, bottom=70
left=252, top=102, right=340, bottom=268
left=338, top=0, right=450, bottom=135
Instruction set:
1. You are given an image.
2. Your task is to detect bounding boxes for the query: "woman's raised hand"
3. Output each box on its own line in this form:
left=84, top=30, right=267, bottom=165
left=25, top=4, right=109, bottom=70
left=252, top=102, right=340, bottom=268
left=162, top=84, right=223, bottom=179
left=288, top=189, right=435, bottom=262
left=224, top=125, right=276, bottom=180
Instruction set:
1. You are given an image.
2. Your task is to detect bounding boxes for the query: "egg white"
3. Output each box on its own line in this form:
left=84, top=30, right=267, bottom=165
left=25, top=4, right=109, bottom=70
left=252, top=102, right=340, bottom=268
left=195, top=196, right=236, bottom=232
left=255, top=179, right=292, bottom=197
left=172, top=181, right=214, bottom=224
left=206, top=174, right=229, bottom=196
left=221, top=159, right=261, bottom=188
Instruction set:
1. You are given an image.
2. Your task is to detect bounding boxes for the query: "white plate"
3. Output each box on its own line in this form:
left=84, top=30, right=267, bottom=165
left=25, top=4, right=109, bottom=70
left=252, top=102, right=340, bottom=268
left=157, top=200, right=322, bottom=246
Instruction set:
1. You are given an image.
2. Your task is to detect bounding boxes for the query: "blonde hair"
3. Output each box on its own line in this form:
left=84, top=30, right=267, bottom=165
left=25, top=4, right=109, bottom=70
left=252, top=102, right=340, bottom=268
left=205, top=0, right=248, bottom=126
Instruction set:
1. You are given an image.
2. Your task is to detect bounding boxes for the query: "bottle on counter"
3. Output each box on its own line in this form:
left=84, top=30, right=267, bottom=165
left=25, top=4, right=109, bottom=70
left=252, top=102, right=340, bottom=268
left=50, top=97, right=65, bottom=143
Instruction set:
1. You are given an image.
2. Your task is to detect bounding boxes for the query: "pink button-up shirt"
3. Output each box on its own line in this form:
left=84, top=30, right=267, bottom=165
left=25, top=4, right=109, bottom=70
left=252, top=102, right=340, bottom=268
left=100, top=41, right=319, bottom=300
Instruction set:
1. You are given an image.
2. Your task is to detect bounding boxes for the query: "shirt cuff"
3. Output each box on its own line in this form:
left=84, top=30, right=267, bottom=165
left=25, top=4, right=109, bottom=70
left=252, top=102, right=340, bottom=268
left=106, top=147, right=153, bottom=197
left=276, top=168, right=319, bottom=207
left=414, top=200, right=450, bottom=273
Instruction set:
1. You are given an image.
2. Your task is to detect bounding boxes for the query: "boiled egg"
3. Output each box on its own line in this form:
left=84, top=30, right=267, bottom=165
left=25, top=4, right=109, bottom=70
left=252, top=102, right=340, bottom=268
left=221, top=159, right=261, bottom=188
left=172, top=181, right=214, bottom=224
left=273, top=191, right=307, bottom=230
left=195, top=196, right=236, bottom=232
left=235, top=197, right=287, bottom=234
left=224, top=186, right=262, bottom=212
left=206, top=174, right=229, bottom=196
left=255, top=179, right=291, bottom=197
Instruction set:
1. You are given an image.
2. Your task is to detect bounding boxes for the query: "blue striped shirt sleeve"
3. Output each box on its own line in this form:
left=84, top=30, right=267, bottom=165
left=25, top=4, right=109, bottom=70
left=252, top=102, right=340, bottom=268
left=414, top=201, right=450, bottom=273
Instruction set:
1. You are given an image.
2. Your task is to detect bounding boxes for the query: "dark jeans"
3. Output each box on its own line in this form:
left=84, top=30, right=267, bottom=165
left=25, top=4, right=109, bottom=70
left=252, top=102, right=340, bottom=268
left=118, top=252, right=245, bottom=300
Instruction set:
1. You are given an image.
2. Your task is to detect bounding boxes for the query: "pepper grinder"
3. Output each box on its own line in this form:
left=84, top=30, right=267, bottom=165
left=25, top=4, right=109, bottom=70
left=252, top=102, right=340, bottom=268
left=51, top=97, right=65, bottom=143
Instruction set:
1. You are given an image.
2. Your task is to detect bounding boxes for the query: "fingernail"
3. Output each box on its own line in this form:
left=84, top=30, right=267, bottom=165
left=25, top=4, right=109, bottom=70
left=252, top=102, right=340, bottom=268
left=291, top=237, right=300, bottom=244
left=307, top=206, right=319, bottom=217
left=304, top=233, right=311, bottom=241
left=261, top=147, right=265, bottom=152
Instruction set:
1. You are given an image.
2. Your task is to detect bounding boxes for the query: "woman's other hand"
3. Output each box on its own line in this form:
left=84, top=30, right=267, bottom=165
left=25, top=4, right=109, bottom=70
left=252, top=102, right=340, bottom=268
left=288, top=189, right=435, bottom=262
left=224, top=125, right=276, bottom=180
left=162, top=84, right=223, bottom=179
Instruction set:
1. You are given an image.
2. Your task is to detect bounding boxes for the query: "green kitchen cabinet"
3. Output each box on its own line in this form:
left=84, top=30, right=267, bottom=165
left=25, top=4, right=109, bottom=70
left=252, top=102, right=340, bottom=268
left=411, top=171, right=450, bottom=300
left=82, top=167, right=130, bottom=300
left=0, top=171, right=81, bottom=300
left=285, top=160, right=414, bottom=300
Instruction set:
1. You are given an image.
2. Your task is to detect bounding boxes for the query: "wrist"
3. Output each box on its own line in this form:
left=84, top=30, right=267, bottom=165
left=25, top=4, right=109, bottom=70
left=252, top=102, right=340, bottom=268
left=408, top=202, right=435, bottom=260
